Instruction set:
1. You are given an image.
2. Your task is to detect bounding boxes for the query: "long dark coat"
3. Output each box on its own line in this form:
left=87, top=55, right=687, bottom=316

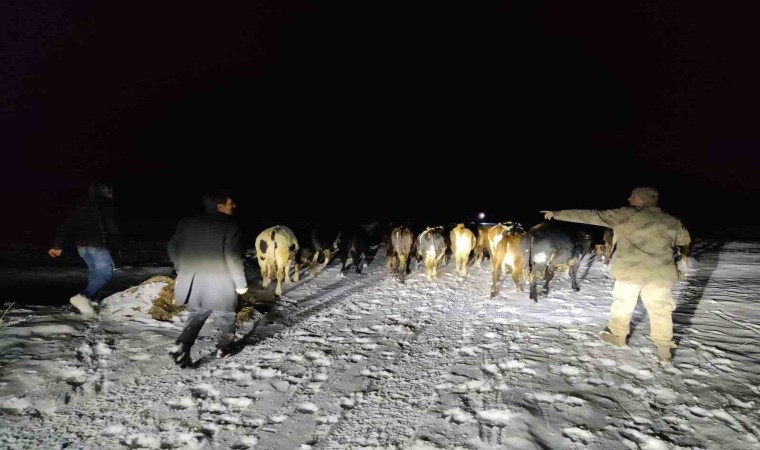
left=167, top=212, right=247, bottom=311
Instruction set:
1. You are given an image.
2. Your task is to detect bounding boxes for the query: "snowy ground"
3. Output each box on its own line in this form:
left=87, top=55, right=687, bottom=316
left=1, top=239, right=759, bottom=449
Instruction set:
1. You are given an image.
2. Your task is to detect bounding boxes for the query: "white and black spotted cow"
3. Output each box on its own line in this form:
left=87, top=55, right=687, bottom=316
left=416, top=226, right=447, bottom=281
left=254, top=225, right=299, bottom=297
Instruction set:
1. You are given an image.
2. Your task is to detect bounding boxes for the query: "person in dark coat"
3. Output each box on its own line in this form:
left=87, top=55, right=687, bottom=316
left=167, top=192, right=248, bottom=368
left=48, top=180, right=120, bottom=316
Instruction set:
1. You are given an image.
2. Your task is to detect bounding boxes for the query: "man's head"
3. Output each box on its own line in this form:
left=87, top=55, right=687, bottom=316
left=202, top=191, right=235, bottom=215
left=89, top=180, right=114, bottom=199
left=629, top=187, right=659, bottom=207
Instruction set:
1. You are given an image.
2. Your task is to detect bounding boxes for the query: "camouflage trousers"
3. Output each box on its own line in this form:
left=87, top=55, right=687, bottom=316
left=609, top=280, right=677, bottom=349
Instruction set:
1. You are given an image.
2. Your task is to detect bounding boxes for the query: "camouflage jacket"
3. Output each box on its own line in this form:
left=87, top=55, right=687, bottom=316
left=553, top=207, right=691, bottom=283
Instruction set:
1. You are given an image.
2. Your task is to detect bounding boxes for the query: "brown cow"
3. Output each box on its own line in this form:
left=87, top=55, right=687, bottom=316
left=450, top=224, right=476, bottom=277
left=474, top=225, right=491, bottom=265
left=387, top=226, right=414, bottom=283
left=594, top=227, right=615, bottom=265
left=488, top=223, right=527, bottom=297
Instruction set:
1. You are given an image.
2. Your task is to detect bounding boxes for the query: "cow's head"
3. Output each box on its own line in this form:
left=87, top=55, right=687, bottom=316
left=502, top=221, right=525, bottom=235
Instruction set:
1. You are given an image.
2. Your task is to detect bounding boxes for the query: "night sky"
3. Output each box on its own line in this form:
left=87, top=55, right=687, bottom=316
left=3, top=1, right=759, bottom=246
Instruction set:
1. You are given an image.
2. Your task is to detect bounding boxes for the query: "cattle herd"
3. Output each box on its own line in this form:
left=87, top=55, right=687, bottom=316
left=251, top=221, right=614, bottom=301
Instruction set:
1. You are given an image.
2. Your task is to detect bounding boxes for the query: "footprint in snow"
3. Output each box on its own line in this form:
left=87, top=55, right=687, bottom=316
left=296, top=402, right=319, bottom=413
left=222, top=397, right=253, bottom=410
left=190, top=384, right=220, bottom=399
left=442, top=407, right=472, bottom=424
left=562, top=427, right=595, bottom=444
left=339, top=392, right=366, bottom=409
left=166, top=397, right=195, bottom=410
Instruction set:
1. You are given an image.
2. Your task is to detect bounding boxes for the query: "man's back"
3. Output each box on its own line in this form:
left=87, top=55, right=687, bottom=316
left=611, top=206, right=690, bottom=283
left=168, top=213, right=242, bottom=271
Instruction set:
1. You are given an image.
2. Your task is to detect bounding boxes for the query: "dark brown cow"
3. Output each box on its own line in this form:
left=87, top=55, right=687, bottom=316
left=474, top=225, right=491, bottom=265
left=387, top=226, right=414, bottom=283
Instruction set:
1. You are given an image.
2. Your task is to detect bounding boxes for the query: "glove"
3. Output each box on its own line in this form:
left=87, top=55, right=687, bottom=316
left=236, top=287, right=249, bottom=295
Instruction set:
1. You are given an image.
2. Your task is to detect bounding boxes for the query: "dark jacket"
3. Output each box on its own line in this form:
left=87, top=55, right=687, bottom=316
left=52, top=196, right=120, bottom=249
left=167, top=212, right=247, bottom=310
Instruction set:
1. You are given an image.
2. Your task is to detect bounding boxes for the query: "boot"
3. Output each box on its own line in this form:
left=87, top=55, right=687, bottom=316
left=168, top=343, right=193, bottom=368
left=216, top=333, right=236, bottom=359
left=70, top=294, right=96, bottom=317
left=599, top=331, right=626, bottom=348
left=657, top=346, right=673, bottom=365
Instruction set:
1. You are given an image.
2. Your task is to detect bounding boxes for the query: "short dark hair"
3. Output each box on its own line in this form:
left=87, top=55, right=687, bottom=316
left=89, top=180, right=114, bottom=199
left=202, top=191, right=231, bottom=213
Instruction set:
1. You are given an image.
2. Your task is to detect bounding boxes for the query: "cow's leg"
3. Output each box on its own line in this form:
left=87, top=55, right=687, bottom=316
left=529, top=265, right=544, bottom=302
left=283, top=257, right=293, bottom=284
left=436, top=252, right=445, bottom=278
left=542, top=265, right=555, bottom=295
left=310, top=253, right=319, bottom=277
left=490, top=252, right=499, bottom=276
left=512, top=258, right=524, bottom=292
left=353, top=249, right=363, bottom=274
left=491, top=260, right=501, bottom=297
left=260, top=259, right=271, bottom=288
left=275, top=261, right=285, bottom=297
left=398, top=256, right=407, bottom=283
left=293, top=258, right=301, bottom=283
left=569, top=261, right=581, bottom=292
left=322, top=249, right=332, bottom=270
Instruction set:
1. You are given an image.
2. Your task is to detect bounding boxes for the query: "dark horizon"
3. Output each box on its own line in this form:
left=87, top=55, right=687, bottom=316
left=3, top=2, right=759, bottom=247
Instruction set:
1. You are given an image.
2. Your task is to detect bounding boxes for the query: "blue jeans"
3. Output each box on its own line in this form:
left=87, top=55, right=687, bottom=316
left=77, top=246, right=114, bottom=300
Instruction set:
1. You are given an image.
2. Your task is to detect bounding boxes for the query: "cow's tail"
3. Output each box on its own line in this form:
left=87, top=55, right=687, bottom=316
left=528, top=234, right=534, bottom=271
left=267, top=232, right=278, bottom=277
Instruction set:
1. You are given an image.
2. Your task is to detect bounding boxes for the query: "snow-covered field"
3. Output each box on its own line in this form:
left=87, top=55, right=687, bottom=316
left=1, top=239, right=758, bottom=449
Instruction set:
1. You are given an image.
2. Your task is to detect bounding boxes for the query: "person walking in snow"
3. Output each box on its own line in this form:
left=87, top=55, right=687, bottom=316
left=167, top=191, right=248, bottom=368
left=48, top=180, right=120, bottom=317
left=540, top=187, right=691, bottom=365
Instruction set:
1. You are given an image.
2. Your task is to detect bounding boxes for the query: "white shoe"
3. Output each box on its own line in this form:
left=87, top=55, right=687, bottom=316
left=70, top=294, right=96, bottom=317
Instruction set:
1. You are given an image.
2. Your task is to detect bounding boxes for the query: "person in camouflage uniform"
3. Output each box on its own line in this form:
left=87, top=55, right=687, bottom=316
left=540, top=187, right=691, bottom=364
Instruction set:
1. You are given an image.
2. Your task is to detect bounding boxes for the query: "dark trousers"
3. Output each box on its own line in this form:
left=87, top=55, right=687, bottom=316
left=175, top=307, right=236, bottom=349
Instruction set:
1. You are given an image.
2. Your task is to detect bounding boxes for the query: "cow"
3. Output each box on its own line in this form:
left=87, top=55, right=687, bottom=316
left=594, top=227, right=615, bottom=265
left=522, top=222, right=590, bottom=302
left=487, top=222, right=527, bottom=297
left=294, top=224, right=340, bottom=278
left=336, top=225, right=370, bottom=274
left=386, top=226, right=414, bottom=283
left=417, top=226, right=447, bottom=281
left=450, top=223, right=476, bottom=277
left=474, top=225, right=491, bottom=265
left=254, top=225, right=300, bottom=297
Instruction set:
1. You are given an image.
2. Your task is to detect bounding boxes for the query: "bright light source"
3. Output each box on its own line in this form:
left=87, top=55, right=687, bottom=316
left=478, top=212, right=486, bottom=220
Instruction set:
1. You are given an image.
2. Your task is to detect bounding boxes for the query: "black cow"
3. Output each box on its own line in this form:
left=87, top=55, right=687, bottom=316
left=522, top=222, right=590, bottom=301
left=293, top=224, right=341, bottom=278
left=336, top=223, right=379, bottom=274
